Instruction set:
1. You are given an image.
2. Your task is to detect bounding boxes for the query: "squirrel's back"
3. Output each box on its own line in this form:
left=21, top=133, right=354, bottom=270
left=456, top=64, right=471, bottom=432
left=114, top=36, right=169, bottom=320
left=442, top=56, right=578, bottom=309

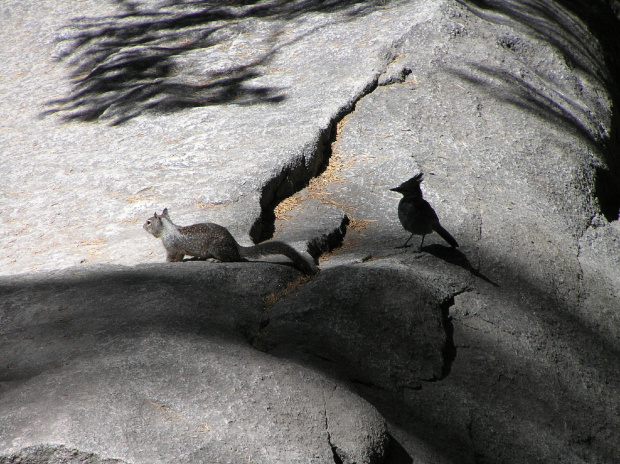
left=144, top=209, right=242, bottom=262
left=174, top=222, right=242, bottom=262
left=144, top=209, right=318, bottom=274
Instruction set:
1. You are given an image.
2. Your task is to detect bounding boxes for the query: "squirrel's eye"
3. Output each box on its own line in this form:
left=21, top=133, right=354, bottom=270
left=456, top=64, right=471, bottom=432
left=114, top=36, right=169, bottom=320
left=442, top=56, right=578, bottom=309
left=146, top=220, right=151, bottom=224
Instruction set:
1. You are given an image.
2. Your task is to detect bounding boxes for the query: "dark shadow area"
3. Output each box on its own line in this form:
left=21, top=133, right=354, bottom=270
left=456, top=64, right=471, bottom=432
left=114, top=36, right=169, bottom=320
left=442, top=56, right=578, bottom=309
left=348, top=267, right=620, bottom=462
left=306, top=214, right=351, bottom=259
left=454, top=0, right=620, bottom=222
left=44, top=0, right=383, bottom=125
left=0, top=262, right=414, bottom=463
left=596, top=160, right=620, bottom=221
left=1, top=253, right=619, bottom=462
left=422, top=244, right=500, bottom=288
left=438, top=294, right=457, bottom=379
left=255, top=263, right=457, bottom=391
left=252, top=234, right=620, bottom=461
left=384, top=434, right=414, bottom=464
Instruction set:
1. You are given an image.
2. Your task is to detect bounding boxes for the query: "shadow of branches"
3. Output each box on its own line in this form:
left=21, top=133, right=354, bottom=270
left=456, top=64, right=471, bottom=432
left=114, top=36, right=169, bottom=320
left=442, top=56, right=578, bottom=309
left=44, top=0, right=381, bottom=125
left=452, top=0, right=620, bottom=221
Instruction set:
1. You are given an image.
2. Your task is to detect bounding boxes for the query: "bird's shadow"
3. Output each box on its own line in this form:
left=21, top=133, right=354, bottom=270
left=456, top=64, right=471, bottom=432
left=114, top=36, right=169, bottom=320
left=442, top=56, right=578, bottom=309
left=421, top=244, right=500, bottom=288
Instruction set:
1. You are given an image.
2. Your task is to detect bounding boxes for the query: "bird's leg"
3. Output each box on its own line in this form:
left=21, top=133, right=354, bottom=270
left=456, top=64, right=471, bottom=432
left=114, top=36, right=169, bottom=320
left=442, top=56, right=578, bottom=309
left=418, top=234, right=426, bottom=251
left=396, top=233, right=414, bottom=249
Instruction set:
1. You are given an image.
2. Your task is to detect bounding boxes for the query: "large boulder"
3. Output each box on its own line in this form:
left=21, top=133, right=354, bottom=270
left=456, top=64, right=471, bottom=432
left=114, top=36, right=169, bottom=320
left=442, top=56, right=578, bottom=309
left=258, top=258, right=465, bottom=391
left=1, top=0, right=619, bottom=462
left=0, top=264, right=388, bottom=464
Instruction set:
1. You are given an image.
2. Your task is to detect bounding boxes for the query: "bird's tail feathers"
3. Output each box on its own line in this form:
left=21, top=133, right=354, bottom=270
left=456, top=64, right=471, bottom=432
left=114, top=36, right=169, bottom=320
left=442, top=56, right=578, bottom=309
left=434, top=224, right=459, bottom=248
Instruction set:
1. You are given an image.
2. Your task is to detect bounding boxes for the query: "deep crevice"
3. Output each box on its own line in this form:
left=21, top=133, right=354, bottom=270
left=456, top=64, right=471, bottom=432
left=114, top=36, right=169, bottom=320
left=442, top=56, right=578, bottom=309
left=249, top=78, right=380, bottom=246
left=594, top=165, right=620, bottom=221
left=307, top=215, right=351, bottom=261
left=328, top=433, right=345, bottom=464
left=439, top=293, right=460, bottom=379
left=575, top=227, right=587, bottom=309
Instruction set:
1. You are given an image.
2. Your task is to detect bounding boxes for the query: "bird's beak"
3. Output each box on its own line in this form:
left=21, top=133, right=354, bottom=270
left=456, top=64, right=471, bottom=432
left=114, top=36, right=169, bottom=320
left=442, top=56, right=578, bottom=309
left=390, top=187, right=401, bottom=192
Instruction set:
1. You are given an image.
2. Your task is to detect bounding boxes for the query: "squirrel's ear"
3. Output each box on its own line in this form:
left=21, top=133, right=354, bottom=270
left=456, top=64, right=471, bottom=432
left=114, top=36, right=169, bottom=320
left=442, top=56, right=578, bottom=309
left=154, top=212, right=159, bottom=218
left=162, top=208, right=170, bottom=218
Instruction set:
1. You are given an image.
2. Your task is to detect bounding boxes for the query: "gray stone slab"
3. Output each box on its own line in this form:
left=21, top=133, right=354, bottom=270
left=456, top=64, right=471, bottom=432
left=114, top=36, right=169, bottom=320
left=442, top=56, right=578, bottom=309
left=1, top=0, right=436, bottom=275
left=0, top=264, right=388, bottom=464
left=258, top=257, right=466, bottom=391
left=1, top=0, right=620, bottom=462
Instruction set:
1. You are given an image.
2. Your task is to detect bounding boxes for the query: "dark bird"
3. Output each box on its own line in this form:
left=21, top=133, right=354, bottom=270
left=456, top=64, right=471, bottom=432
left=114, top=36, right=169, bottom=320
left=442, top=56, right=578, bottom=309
left=390, top=173, right=459, bottom=250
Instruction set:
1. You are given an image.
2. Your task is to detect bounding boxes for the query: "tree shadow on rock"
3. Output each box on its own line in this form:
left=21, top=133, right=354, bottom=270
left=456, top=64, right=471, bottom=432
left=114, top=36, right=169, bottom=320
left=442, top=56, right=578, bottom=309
left=44, top=0, right=383, bottom=125
left=453, top=0, right=620, bottom=221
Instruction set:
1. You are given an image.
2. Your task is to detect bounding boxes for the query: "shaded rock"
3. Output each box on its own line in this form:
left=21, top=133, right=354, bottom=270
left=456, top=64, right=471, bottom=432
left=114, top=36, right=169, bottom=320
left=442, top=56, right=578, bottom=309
left=258, top=258, right=466, bottom=391
left=578, top=219, right=620, bottom=341
left=0, top=264, right=388, bottom=464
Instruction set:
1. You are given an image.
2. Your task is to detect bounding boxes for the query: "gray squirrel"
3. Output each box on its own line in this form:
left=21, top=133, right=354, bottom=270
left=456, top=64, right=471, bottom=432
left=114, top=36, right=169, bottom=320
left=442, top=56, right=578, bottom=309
left=143, top=208, right=318, bottom=275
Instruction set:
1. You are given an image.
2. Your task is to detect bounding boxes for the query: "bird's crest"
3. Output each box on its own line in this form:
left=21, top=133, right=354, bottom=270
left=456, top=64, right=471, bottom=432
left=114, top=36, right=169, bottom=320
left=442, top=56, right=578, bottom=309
left=390, top=172, right=424, bottom=193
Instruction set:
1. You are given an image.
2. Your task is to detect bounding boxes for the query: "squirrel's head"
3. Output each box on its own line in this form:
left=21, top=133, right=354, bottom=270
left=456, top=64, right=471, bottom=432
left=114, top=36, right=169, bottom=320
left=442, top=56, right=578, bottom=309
left=143, top=210, right=167, bottom=237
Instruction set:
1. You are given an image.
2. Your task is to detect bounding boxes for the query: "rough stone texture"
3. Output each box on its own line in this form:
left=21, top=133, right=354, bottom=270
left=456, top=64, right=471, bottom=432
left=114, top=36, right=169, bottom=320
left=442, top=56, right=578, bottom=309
left=0, top=264, right=388, bottom=464
left=579, top=219, right=620, bottom=341
left=269, top=0, right=620, bottom=461
left=1, top=0, right=433, bottom=274
left=1, top=0, right=620, bottom=463
left=258, top=258, right=465, bottom=391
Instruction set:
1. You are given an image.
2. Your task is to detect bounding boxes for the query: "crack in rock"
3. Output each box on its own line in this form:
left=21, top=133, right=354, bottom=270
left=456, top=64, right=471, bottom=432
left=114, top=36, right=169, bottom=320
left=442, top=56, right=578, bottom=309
left=249, top=86, right=376, bottom=245
left=328, top=434, right=345, bottom=464
left=250, top=54, right=402, bottom=254
left=307, top=214, right=350, bottom=260
left=326, top=428, right=345, bottom=464
left=323, top=390, right=345, bottom=464
left=439, top=292, right=460, bottom=379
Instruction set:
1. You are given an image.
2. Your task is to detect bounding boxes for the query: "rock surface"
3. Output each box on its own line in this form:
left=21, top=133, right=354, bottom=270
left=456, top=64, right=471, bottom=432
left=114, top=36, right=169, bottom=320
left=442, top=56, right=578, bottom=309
left=1, top=0, right=620, bottom=463
left=1, top=0, right=432, bottom=273
left=0, top=264, right=388, bottom=464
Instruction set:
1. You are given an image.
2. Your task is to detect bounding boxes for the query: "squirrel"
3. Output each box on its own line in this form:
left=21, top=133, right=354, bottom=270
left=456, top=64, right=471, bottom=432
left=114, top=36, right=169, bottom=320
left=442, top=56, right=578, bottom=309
left=143, top=208, right=318, bottom=275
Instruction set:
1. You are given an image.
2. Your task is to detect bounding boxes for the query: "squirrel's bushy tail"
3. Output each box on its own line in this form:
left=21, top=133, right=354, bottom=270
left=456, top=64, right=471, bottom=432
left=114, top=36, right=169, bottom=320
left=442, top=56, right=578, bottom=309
left=241, top=241, right=318, bottom=275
